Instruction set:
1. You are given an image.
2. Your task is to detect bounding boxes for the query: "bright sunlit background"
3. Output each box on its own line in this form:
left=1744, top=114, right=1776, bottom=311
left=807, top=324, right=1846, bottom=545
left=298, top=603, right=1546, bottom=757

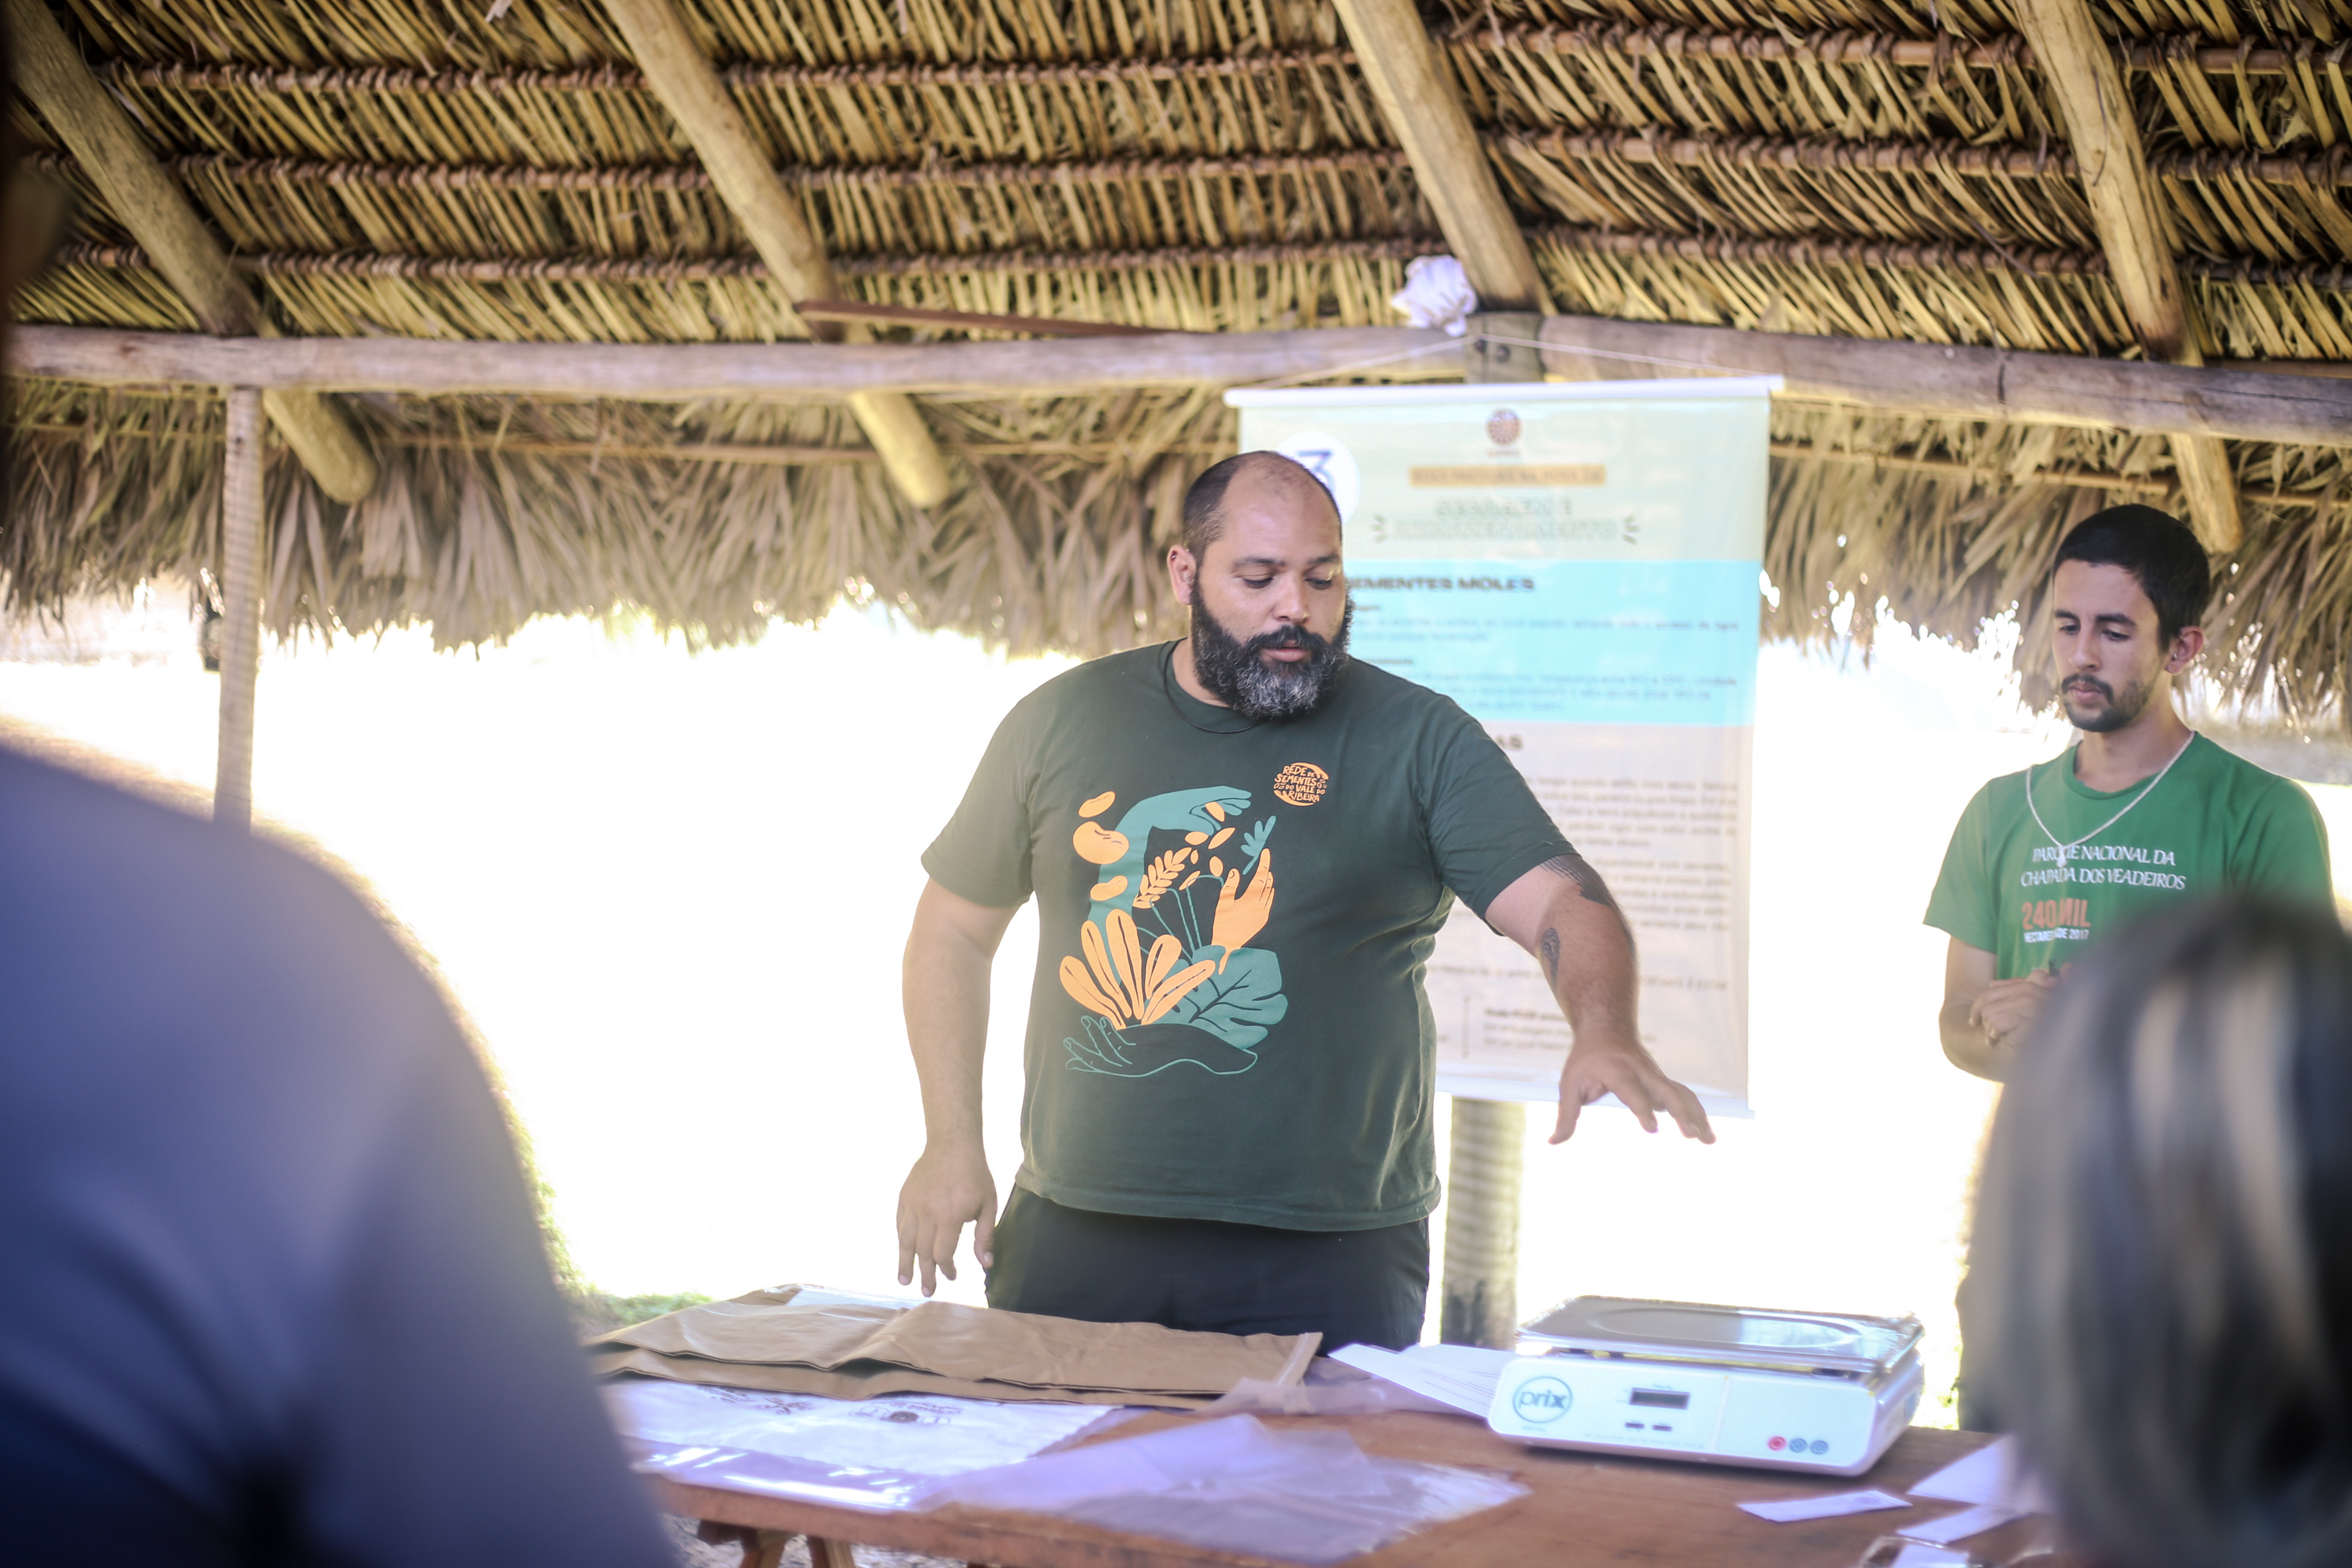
left=9, top=592, right=2352, bottom=1425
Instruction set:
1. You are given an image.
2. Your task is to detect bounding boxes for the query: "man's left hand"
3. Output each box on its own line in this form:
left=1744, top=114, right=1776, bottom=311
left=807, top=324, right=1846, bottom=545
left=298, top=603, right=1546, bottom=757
left=1553, top=1032, right=1715, bottom=1145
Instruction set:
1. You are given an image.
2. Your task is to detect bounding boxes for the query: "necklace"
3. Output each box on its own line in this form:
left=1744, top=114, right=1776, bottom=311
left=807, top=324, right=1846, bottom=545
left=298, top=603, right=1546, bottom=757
left=2024, top=731, right=2196, bottom=873
left=1160, top=642, right=1261, bottom=735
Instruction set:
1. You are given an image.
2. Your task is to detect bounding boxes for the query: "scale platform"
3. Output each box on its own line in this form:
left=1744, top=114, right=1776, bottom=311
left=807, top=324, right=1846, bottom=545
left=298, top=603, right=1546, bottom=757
left=1486, top=1297, right=1926, bottom=1477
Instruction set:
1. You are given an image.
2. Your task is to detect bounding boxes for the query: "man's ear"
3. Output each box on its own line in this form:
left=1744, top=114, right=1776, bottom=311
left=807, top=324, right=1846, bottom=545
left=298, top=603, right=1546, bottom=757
left=2166, top=624, right=2206, bottom=673
left=1167, top=545, right=1198, bottom=607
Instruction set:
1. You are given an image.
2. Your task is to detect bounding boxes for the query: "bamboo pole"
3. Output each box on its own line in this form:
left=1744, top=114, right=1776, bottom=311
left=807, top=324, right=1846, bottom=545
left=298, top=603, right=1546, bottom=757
left=213, top=388, right=264, bottom=833
left=2013, top=0, right=2242, bottom=553
left=599, top=0, right=950, bottom=508
left=1328, top=0, right=1551, bottom=313
left=5, top=0, right=377, bottom=505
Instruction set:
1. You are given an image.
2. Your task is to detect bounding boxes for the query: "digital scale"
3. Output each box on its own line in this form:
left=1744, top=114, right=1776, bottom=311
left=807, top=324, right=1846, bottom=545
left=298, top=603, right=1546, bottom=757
left=1485, top=1297, right=1926, bottom=1477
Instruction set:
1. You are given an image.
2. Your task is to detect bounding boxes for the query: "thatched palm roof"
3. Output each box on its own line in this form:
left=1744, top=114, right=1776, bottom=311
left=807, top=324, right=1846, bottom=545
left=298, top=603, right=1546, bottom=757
left=5, top=0, right=2350, bottom=717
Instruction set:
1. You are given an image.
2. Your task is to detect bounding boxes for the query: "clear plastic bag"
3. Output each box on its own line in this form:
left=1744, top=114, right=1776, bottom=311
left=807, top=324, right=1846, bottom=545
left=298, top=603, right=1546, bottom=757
left=925, top=1415, right=1525, bottom=1565
left=607, top=1380, right=1127, bottom=1510
left=629, top=1440, right=937, bottom=1512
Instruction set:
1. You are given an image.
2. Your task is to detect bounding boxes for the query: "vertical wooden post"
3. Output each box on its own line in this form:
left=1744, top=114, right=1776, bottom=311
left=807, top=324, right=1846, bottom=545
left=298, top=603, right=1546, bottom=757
left=214, top=387, right=265, bottom=832
left=1440, top=1096, right=1526, bottom=1348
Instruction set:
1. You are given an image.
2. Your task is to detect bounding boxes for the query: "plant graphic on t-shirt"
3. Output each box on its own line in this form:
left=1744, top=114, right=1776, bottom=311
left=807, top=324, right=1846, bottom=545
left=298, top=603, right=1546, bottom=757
left=1059, top=785, right=1291, bottom=1076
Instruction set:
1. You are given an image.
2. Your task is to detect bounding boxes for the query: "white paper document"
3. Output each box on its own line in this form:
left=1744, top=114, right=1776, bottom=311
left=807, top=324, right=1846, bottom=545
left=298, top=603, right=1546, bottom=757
left=1326, top=1343, right=1514, bottom=1416
left=1887, top=1545, right=1972, bottom=1568
left=606, top=1380, right=1118, bottom=1478
left=1909, top=1436, right=2054, bottom=1513
left=1738, top=1490, right=1910, bottom=1523
left=1902, top=1503, right=2029, bottom=1544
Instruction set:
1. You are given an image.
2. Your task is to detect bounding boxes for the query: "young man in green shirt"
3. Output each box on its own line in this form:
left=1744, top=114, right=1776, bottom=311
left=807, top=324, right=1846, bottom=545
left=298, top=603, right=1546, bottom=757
left=894, top=452, right=1713, bottom=1349
left=1926, top=505, right=2333, bottom=1083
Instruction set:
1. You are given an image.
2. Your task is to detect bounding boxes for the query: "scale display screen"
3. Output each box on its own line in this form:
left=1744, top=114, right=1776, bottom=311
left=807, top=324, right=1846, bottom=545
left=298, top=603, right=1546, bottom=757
left=1629, top=1390, right=1690, bottom=1409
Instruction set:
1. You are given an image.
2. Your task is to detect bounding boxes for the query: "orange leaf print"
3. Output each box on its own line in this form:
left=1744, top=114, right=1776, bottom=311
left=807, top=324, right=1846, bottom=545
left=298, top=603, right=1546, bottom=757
left=1079, top=790, right=1117, bottom=819
left=1145, top=933, right=1182, bottom=993
left=1106, top=910, right=1148, bottom=1017
left=1139, top=960, right=1218, bottom=1024
left=1089, top=876, right=1128, bottom=902
left=1130, top=848, right=1192, bottom=910
left=1060, top=955, right=1128, bottom=1023
left=1202, top=801, right=1226, bottom=822
left=1185, top=831, right=1208, bottom=845
left=1080, top=920, right=1124, bottom=1012
left=1207, top=827, right=1234, bottom=849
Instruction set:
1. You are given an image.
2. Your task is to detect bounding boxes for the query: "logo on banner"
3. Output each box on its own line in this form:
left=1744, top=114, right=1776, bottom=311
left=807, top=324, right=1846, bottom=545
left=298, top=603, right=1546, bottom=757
left=1485, top=408, right=1522, bottom=447
left=1271, top=432, right=1361, bottom=523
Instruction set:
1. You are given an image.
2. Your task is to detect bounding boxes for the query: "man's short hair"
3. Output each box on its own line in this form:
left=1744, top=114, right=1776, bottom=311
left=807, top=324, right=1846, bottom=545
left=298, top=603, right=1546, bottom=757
left=2052, top=504, right=2211, bottom=643
left=1181, top=451, right=1338, bottom=559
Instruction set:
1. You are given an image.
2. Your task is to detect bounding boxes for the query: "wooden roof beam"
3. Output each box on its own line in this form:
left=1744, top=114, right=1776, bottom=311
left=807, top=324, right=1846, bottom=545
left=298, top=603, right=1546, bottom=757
left=599, top=0, right=949, bottom=509
left=6, top=0, right=377, bottom=504
left=20, top=323, right=2352, bottom=450
left=2014, top=0, right=2241, bottom=553
left=1329, top=0, right=1550, bottom=313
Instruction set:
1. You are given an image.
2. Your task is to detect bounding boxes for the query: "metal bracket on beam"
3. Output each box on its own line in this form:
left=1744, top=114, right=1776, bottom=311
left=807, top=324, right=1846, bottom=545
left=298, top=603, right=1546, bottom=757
left=1465, top=313, right=1546, bottom=383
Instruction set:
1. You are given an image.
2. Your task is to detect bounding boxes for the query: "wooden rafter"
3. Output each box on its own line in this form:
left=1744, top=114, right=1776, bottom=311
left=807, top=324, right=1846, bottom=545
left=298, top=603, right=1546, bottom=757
left=1328, top=0, right=1550, bottom=312
left=599, top=0, right=949, bottom=509
left=19, top=318, right=2351, bottom=459
left=5, top=0, right=377, bottom=503
left=2014, top=0, right=2243, bottom=553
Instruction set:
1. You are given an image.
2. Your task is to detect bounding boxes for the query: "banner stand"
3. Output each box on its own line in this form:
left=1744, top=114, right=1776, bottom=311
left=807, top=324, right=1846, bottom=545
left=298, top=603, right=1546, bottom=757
left=1231, top=377, right=1776, bottom=1344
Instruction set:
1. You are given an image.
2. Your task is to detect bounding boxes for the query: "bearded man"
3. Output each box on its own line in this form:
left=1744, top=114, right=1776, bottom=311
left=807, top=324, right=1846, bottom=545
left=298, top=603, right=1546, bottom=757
left=1927, top=504, right=2334, bottom=1084
left=894, top=451, right=1712, bottom=1349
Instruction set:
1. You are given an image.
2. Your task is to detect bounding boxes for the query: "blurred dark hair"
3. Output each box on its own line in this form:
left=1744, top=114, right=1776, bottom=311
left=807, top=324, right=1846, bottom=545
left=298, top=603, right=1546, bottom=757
left=1971, top=896, right=2352, bottom=1568
left=2052, top=504, right=2213, bottom=643
left=1180, top=451, right=1337, bottom=562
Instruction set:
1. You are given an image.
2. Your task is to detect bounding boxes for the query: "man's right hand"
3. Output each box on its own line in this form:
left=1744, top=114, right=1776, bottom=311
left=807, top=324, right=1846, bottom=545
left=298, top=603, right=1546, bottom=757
left=895, top=1142, right=998, bottom=1297
left=1969, top=970, right=2059, bottom=1043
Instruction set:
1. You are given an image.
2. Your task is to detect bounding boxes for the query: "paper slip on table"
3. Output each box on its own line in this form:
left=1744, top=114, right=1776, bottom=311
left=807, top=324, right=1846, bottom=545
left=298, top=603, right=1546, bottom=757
left=655, top=1410, right=2089, bottom=1568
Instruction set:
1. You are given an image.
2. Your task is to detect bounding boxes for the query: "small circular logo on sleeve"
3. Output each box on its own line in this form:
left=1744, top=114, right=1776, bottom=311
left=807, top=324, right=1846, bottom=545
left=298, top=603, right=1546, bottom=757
left=1271, top=762, right=1329, bottom=805
left=1512, top=1376, right=1572, bottom=1424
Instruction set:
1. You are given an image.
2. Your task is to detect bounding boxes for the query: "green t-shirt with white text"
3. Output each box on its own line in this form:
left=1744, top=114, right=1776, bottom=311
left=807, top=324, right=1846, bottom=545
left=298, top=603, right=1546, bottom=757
left=1924, top=733, right=2332, bottom=977
left=922, top=643, right=1573, bottom=1231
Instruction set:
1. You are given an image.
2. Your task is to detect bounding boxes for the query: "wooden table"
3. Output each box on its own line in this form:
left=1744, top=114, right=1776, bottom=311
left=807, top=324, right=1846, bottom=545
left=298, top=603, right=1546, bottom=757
left=654, top=1409, right=2072, bottom=1568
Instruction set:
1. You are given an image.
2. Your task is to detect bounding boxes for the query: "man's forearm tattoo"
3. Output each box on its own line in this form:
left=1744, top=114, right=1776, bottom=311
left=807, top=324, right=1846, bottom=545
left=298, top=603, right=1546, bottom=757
left=1537, top=851, right=1635, bottom=952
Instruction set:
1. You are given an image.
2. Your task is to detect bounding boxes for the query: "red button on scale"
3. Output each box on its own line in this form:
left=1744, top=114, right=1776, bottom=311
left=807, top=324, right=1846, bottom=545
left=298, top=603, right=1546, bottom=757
left=1767, top=1436, right=1786, bottom=1451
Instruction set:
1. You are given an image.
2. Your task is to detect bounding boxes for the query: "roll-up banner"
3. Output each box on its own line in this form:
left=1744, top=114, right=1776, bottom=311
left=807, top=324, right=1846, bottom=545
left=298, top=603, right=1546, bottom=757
left=1228, top=378, right=1776, bottom=1116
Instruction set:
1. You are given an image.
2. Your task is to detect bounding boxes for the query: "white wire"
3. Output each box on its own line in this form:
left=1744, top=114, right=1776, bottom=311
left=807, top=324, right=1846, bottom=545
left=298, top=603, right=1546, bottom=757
left=2022, top=731, right=2196, bottom=873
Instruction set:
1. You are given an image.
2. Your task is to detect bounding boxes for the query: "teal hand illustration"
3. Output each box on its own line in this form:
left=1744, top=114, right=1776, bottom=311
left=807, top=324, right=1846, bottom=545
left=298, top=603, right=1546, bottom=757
left=1063, top=1017, right=1260, bottom=1077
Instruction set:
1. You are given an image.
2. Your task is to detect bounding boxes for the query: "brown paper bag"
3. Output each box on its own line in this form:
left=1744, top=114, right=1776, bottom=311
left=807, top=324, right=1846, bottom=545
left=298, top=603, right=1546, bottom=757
left=588, top=1288, right=1319, bottom=1408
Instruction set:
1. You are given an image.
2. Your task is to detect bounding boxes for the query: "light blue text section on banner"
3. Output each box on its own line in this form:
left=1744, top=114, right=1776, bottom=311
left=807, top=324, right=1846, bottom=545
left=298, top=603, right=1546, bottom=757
left=1347, top=559, right=1761, bottom=727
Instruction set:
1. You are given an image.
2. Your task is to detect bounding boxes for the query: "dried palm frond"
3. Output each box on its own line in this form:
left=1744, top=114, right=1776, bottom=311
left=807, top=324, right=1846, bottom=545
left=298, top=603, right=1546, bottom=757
left=5, top=0, right=2350, bottom=725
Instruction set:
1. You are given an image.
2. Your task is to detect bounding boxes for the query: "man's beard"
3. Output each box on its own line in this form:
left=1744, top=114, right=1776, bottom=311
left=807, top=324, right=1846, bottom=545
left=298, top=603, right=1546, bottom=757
left=2062, top=670, right=2156, bottom=733
left=1188, top=596, right=1354, bottom=720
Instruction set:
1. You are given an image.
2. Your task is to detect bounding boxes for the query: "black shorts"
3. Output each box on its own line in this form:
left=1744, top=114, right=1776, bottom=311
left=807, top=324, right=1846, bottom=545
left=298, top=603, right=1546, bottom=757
left=983, top=1187, right=1430, bottom=1351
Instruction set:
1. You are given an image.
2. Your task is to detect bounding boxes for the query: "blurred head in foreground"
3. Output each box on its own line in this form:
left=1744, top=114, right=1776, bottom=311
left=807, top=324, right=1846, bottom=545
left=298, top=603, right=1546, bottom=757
left=1970, top=897, right=2352, bottom=1568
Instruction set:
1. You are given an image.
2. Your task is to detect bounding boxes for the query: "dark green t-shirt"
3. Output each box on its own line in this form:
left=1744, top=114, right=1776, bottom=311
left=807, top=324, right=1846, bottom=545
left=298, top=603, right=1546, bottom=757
left=922, top=643, right=1573, bottom=1231
left=1924, top=732, right=2333, bottom=978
